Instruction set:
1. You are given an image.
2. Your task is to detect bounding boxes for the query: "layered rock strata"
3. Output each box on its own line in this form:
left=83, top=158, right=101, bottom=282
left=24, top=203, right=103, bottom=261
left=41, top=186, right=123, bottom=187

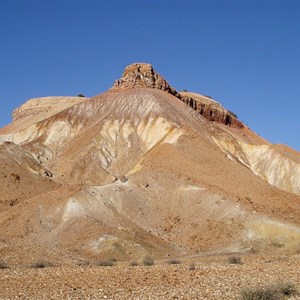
left=112, top=63, right=243, bottom=128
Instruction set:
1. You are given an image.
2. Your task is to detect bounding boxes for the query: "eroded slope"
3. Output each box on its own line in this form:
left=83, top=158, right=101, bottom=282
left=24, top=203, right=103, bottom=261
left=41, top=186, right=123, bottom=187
left=0, top=63, right=300, bottom=266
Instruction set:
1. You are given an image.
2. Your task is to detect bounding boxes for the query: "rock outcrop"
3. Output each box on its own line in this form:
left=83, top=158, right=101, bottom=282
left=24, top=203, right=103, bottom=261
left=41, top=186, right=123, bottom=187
left=112, top=63, right=243, bottom=128
left=112, top=63, right=179, bottom=96
left=179, top=92, right=243, bottom=128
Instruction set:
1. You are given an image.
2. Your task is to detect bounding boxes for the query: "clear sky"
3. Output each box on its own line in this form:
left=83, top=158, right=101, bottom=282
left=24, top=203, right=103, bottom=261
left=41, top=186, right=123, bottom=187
left=1, top=0, right=299, bottom=151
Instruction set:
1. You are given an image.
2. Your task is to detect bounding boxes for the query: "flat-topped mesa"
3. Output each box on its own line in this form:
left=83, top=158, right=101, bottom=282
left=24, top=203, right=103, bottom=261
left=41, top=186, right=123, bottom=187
left=0, top=96, right=89, bottom=135
left=12, top=96, right=87, bottom=121
left=112, top=63, right=179, bottom=96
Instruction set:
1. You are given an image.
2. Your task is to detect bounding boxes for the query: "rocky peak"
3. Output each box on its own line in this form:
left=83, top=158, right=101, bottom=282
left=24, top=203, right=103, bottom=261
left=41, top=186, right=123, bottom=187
left=113, top=63, right=179, bottom=96
left=113, top=63, right=243, bottom=128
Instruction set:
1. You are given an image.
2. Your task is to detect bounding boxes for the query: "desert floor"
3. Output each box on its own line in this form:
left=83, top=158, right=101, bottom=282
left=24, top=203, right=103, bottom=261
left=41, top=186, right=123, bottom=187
left=1, top=253, right=300, bottom=299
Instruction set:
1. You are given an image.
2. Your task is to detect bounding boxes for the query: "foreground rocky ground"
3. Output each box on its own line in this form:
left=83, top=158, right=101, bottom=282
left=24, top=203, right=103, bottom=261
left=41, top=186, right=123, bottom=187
left=1, top=254, right=300, bottom=299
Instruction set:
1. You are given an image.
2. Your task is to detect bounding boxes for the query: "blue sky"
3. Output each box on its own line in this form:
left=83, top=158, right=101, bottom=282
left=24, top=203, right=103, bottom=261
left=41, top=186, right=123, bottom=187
left=1, top=0, right=299, bottom=151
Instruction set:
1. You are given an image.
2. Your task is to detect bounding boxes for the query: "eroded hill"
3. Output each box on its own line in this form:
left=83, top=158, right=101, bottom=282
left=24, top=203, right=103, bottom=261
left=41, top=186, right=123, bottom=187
left=0, top=63, right=299, bottom=266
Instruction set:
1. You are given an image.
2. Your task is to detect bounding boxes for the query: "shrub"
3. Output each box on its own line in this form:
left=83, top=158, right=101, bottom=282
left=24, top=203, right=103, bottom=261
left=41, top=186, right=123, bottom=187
left=31, top=261, right=54, bottom=268
left=241, top=286, right=280, bottom=300
left=142, top=256, right=154, bottom=266
left=96, top=259, right=115, bottom=267
left=167, top=259, right=181, bottom=265
left=77, top=93, right=85, bottom=97
left=189, top=262, right=196, bottom=270
left=277, top=282, right=298, bottom=297
left=228, top=256, right=242, bottom=264
left=228, top=110, right=238, bottom=118
left=0, top=261, right=9, bottom=269
left=129, top=261, right=138, bottom=267
left=241, top=282, right=298, bottom=300
left=77, top=260, right=90, bottom=267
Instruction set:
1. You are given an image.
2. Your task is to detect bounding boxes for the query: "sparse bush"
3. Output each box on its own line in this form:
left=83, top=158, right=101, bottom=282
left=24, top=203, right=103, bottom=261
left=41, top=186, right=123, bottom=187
left=228, top=255, right=242, bottom=264
left=228, top=110, right=238, bottom=118
left=129, top=261, right=138, bottom=267
left=277, top=282, right=298, bottom=297
left=31, top=261, right=54, bottom=268
left=189, top=262, right=196, bottom=270
left=241, top=286, right=280, bottom=300
left=241, top=282, right=298, bottom=300
left=96, top=259, right=115, bottom=267
left=142, top=256, right=154, bottom=266
left=0, top=261, right=9, bottom=269
left=77, top=93, right=85, bottom=97
left=77, top=260, right=90, bottom=267
left=167, top=259, right=181, bottom=265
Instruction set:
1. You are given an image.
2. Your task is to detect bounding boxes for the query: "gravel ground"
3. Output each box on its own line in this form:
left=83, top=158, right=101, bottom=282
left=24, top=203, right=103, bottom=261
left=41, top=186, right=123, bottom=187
left=1, top=254, right=300, bottom=300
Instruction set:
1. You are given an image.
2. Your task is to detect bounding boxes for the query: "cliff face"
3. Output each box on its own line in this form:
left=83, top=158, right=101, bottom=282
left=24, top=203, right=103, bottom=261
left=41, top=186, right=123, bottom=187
left=179, top=92, right=243, bottom=128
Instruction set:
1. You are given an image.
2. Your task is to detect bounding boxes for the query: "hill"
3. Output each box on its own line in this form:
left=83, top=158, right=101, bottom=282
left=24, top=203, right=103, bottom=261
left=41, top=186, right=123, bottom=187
left=0, top=63, right=299, bottom=266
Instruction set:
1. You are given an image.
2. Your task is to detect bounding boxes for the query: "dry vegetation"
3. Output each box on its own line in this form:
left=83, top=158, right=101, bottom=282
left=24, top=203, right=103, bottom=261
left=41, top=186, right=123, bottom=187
left=241, top=281, right=298, bottom=300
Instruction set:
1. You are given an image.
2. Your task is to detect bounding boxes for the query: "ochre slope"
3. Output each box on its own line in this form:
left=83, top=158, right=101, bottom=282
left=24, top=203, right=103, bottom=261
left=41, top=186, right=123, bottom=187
left=0, top=63, right=300, bottom=266
left=0, top=96, right=87, bottom=136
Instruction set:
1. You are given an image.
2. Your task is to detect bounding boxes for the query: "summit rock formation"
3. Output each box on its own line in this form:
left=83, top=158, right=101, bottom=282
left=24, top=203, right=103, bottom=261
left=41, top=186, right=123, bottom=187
left=112, top=63, right=178, bottom=95
left=0, top=63, right=299, bottom=266
left=112, top=63, right=243, bottom=128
